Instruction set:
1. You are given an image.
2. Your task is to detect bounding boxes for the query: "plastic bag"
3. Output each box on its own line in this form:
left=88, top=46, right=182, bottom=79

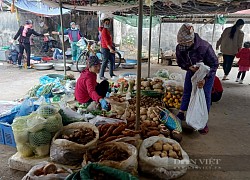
left=159, top=108, right=182, bottom=132
left=66, top=163, right=138, bottom=180
left=169, top=73, right=183, bottom=82
left=186, top=63, right=210, bottom=130
left=16, top=98, right=36, bottom=117
left=22, top=161, right=72, bottom=180
left=139, top=136, right=189, bottom=180
left=12, top=110, right=63, bottom=158
left=58, top=101, right=86, bottom=126
left=89, top=115, right=126, bottom=127
left=82, top=142, right=138, bottom=175
left=155, top=69, right=169, bottom=79
left=50, top=122, right=99, bottom=165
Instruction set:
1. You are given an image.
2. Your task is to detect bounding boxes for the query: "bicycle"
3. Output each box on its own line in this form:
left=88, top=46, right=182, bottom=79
left=76, top=38, right=122, bottom=72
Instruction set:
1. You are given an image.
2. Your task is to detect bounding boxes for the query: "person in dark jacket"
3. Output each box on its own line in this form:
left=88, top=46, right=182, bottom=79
left=14, top=20, right=44, bottom=69
left=75, top=56, right=109, bottom=110
left=52, top=22, right=84, bottom=62
left=175, top=24, right=219, bottom=135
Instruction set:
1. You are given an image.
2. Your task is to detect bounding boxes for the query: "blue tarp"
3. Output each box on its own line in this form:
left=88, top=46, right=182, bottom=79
left=5, top=0, right=70, bottom=16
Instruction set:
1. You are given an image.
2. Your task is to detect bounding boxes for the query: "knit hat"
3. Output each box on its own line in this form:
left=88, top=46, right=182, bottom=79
left=25, top=20, right=33, bottom=25
left=88, top=56, right=100, bottom=67
left=177, top=24, right=195, bottom=44
left=70, top=22, right=75, bottom=26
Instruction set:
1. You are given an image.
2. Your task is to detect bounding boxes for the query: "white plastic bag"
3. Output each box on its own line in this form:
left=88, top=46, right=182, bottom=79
left=139, top=136, right=189, bottom=180
left=186, top=63, right=210, bottom=130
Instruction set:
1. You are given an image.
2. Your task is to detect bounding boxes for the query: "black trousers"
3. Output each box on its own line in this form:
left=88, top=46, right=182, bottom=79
left=18, top=43, right=31, bottom=66
left=223, top=55, right=235, bottom=76
left=87, top=80, right=109, bottom=102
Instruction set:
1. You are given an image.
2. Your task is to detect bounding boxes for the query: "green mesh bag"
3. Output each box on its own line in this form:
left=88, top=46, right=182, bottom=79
left=29, top=129, right=52, bottom=147
left=44, top=113, right=63, bottom=133
left=37, top=105, right=58, bottom=118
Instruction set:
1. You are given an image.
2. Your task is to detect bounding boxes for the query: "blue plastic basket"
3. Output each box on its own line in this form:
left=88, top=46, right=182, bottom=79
left=0, top=111, right=17, bottom=124
left=0, top=123, right=5, bottom=145
left=1, top=122, right=16, bottom=147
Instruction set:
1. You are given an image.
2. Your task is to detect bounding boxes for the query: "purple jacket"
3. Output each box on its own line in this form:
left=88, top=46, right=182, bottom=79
left=176, top=33, right=219, bottom=78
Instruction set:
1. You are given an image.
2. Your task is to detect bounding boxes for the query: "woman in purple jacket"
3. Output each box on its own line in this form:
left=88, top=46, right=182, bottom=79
left=175, top=24, right=219, bottom=135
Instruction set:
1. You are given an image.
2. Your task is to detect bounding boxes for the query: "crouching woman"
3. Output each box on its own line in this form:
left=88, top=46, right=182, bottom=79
left=75, top=56, right=109, bottom=110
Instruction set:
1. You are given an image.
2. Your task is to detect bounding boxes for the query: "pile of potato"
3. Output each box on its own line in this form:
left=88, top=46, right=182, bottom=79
left=163, top=85, right=184, bottom=109
left=125, top=96, right=163, bottom=129
left=147, top=140, right=183, bottom=160
left=134, top=78, right=164, bottom=93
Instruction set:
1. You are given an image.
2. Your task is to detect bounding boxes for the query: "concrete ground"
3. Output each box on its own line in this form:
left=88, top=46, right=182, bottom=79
left=0, top=62, right=250, bottom=180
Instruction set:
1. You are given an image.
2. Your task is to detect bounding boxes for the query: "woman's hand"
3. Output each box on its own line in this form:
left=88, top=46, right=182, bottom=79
left=189, top=66, right=199, bottom=72
left=197, top=79, right=205, bottom=89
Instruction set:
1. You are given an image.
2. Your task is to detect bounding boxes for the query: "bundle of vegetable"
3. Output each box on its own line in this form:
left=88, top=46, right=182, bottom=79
left=163, top=85, right=183, bottom=109
left=98, top=122, right=140, bottom=142
left=60, top=127, right=96, bottom=145
left=28, top=84, right=42, bottom=97
left=85, top=143, right=129, bottom=163
left=147, top=140, right=183, bottom=159
left=39, top=83, right=55, bottom=96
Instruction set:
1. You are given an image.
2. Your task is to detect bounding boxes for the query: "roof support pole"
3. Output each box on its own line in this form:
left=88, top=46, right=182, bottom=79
left=135, top=0, right=143, bottom=130
left=59, top=0, right=66, bottom=77
left=147, top=5, right=152, bottom=78
left=211, top=15, right=216, bottom=47
left=157, top=19, right=162, bottom=64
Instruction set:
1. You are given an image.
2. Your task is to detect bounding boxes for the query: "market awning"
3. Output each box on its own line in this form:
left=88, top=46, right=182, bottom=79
left=4, top=0, right=70, bottom=16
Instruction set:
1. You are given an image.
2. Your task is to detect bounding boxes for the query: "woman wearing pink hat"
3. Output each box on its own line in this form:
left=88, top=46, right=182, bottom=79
left=175, top=24, right=219, bottom=135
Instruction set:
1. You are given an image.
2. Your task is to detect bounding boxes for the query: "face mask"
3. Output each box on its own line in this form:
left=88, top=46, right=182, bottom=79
left=179, top=43, right=194, bottom=51
left=104, top=24, right=110, bottom=29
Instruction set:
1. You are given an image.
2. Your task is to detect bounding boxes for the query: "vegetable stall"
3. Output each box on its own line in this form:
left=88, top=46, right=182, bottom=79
left=0, top=69, right=190, bottom=180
